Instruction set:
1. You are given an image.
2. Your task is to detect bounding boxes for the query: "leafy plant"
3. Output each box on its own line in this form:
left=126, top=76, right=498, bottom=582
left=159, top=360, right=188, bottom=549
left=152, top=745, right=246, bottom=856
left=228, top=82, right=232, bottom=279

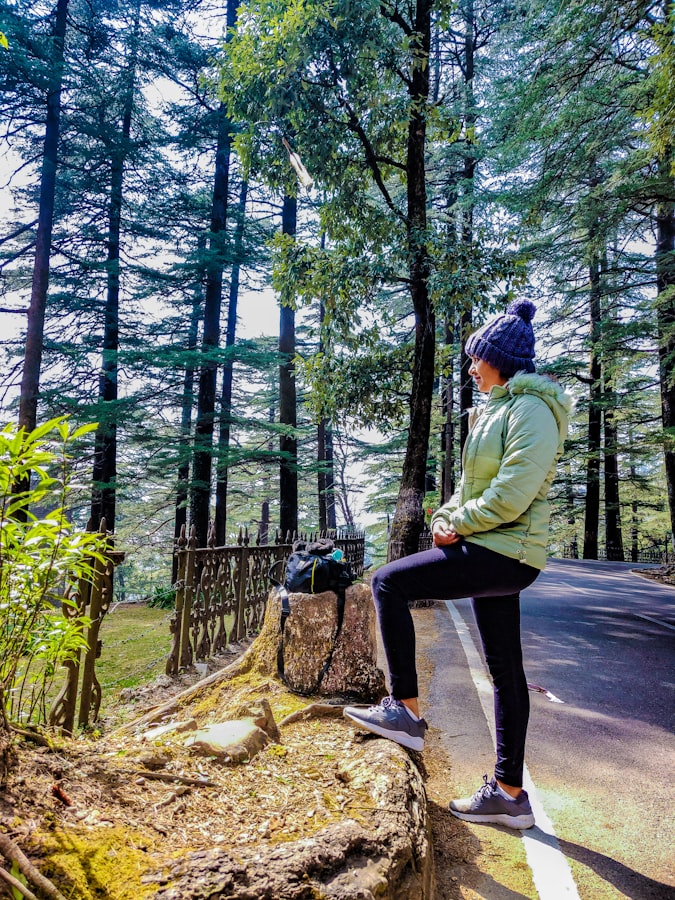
left=0, top=418, right=106, bottom=728
left=148, top=586, right=176, bottom=610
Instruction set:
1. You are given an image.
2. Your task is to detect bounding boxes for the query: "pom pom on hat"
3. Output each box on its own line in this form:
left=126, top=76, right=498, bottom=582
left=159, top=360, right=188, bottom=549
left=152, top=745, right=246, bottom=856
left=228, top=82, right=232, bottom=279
left=507, top=299, right=536, bottom=324
left=465, top=299, right=537, bottom=375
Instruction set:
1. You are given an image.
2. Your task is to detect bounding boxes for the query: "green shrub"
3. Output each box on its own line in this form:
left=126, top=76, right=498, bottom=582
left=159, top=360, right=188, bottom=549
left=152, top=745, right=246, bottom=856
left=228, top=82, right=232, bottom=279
left=148, top=586, right=176, bottom=610
left=0, top=418, right=106, bottom=727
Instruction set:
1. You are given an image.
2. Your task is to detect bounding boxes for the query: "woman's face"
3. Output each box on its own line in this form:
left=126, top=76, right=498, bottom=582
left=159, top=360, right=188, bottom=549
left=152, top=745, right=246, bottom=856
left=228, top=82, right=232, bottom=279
left=468, top=356, right=508, bottom=393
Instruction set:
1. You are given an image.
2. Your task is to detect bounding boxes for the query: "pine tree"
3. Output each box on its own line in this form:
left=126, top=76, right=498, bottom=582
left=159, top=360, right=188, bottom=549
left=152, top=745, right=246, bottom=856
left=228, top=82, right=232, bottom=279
left=13, top=0, right=69, bottom=441
left=489, top=0, right=670, bottom=556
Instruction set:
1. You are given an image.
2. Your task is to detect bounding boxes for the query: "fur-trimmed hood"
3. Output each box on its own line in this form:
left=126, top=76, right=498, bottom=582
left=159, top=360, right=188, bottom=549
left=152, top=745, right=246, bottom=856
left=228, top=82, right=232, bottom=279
left=506, top=371, right=573, bottom=442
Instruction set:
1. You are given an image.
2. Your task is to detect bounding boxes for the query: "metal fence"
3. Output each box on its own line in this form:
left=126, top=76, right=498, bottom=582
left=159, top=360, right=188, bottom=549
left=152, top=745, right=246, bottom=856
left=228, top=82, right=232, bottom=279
left=559, top=542, right=673, bottom=564
left=387, top=528, right=432, bottom=562
left=166, top=525, right=366, bottom=675
left=390, top=531, right=672, bottom=565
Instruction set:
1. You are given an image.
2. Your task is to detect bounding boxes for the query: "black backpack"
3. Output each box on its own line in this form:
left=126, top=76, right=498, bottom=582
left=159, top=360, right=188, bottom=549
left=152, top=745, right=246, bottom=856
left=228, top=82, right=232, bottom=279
left=269, top=539, right=354, bottom=694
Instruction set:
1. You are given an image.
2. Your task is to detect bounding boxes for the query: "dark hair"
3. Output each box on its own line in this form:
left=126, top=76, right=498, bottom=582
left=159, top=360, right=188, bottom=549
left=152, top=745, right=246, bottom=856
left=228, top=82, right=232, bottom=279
left=499, top=363, right=535, bottom=380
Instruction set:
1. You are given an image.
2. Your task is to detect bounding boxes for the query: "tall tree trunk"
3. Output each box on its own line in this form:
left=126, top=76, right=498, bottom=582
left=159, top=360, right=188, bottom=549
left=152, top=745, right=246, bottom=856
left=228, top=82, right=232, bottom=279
left=260, top=499, right=270, bottom=544
left=317, top=400, right=337, bottom=533
left=318, top=419, right=336, bottom=531
left=603, top=299, right=624, bottom=560
left=214, top=179, right=248, bottom=545
left=279, top=194, right=298, bottom=537
left=583, top=250, right=602, bottom=559
left=441, top=316, right=455, bottom=504
left=655, top=151, right=675, bottom=547
left=459, top=309, right=473, bottom=454
left=191, top=0, right=237, bottom=548
left=602, top=250, right=624, bottom=560
left=262, top=398, right=275, bottom=541
left=172, top=240, right=204, bottom=584
left=459, top=1, right=476, bottom=459
left=90, top=1, right=140, bottom=531
left=630, top=451, right=639, bottom=563
left=317, top=273, right=336, bottom=532
left=334, top=435, right=355, bottom=526
left=565, top=461, right=578, bottom=558
left=191, top=102, right=232, bottom=548
left=389, top=0, right=434, bottom=556
left=17, top=0, right=68, bottom=439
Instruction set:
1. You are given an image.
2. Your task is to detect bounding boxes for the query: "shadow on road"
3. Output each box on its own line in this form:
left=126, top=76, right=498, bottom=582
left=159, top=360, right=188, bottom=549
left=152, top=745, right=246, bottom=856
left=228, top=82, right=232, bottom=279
left=557, top=836, right=674, bottom=900
left=525, top=827, right=674, bottom=900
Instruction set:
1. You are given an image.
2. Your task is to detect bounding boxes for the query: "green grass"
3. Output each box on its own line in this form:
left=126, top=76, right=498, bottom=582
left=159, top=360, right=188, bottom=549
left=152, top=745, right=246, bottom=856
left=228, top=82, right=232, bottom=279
left=11, top=604, right=174, bottom=728
left=97, top=603, right=174, bottom=695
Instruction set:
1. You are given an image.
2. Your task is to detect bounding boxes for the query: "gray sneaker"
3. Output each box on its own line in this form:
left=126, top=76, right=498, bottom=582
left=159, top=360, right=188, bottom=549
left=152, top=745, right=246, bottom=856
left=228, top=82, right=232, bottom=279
left=450, top=775, right=535, bottom=829
left=343, top=696, right=427, bottom=751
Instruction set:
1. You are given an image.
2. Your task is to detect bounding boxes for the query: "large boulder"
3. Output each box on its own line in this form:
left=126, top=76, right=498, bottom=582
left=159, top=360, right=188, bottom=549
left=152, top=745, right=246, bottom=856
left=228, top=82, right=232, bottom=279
left=266, top=582, right=386, bottom=699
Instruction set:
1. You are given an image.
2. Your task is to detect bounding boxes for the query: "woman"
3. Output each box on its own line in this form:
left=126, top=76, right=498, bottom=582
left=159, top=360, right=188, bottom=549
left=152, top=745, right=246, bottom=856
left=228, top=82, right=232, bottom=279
left=344, top=299, right=572, bottom=830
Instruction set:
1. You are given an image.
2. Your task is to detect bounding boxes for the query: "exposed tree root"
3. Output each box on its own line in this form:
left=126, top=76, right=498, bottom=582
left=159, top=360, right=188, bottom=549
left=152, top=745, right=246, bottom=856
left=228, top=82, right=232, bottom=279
left=120, top=770, right=219, bottom=787
left=0, top=832, right=67, bottom=900
left=279, top=703, right=346, bottom=727
left=0, top=864, right=40, bottom=900
left=116, top=617, right=284, bottom=735
left=10, top=727, right=54, bottom=750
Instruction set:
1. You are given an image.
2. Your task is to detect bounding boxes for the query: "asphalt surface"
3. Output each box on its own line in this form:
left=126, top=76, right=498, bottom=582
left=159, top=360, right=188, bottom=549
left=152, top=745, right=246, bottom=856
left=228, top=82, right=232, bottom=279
left=420, top=558, right=675, bottom=900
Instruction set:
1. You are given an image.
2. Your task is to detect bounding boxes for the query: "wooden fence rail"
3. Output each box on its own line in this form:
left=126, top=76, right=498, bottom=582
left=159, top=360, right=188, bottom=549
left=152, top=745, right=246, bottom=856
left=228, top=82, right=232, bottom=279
left=166, top=525, right=366, bottom=676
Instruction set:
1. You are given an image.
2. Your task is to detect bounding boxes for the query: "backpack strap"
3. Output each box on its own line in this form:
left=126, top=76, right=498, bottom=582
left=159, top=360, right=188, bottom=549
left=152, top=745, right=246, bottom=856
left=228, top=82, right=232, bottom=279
left=276, top=584, right=291, bottom=680
left=276, top=584, right=347, bottom=695
left=268, top=558, right=285, bottom=588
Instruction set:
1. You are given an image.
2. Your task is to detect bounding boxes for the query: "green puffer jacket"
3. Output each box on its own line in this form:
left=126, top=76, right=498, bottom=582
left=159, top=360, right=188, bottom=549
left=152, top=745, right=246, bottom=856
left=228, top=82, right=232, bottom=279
left=430, top=372, right=572, bottom=570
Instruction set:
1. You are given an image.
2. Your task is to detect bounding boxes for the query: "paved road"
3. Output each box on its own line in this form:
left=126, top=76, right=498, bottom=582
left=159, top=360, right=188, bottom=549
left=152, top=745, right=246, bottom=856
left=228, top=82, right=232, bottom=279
left=421, top=558, right=675, bottom=899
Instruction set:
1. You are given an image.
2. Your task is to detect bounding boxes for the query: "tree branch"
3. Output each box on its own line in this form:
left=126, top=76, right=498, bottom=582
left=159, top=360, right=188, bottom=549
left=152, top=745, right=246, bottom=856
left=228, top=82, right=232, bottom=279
left=0, top=832, right=67, bottom=900
left=0, top=220, right=38, bottom=246
left=0, top=242, right=36, bottom=270
left=0, top=865, right=40, bottom=900
left=340, top=100, right=405, bottom=222
left=568, top=371, right=594, bottom=385
left=379, top=1, right=413, bottom=36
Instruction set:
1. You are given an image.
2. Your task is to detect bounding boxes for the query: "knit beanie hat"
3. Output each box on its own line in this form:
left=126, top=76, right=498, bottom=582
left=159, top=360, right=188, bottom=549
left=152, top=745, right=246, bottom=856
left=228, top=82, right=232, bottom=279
left=465, top=299, right=537, bottom=376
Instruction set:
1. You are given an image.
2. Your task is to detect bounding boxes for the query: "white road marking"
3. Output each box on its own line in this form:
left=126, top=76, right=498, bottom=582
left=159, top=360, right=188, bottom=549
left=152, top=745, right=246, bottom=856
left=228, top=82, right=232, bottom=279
left=551, top=580, right=585, bottom=593
left=445, top=600, right=581, bottom=900
left=634, top=613, right=675, bottom=632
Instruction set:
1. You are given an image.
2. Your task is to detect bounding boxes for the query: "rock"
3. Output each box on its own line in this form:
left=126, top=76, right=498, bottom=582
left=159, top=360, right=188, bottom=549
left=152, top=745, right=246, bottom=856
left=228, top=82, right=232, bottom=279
left=266, top=583, right=386, bottom=699
left=135, top=751, right=172, bottom=770
left=119, top=686, right=141, bottom=702
left=185, top=720, right=271, bottom=764
left=120, top=674, right=174, bottom=702
left=142, top=720, right=197, bottom=742
left=150, top=740, right=434, bottom=899
left=233, top=698, right=281, bottom=743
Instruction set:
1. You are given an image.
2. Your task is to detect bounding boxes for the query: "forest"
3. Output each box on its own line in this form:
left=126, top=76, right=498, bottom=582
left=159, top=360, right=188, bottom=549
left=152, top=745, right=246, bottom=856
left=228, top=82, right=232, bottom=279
left=1, top=0, right=673, bottom=601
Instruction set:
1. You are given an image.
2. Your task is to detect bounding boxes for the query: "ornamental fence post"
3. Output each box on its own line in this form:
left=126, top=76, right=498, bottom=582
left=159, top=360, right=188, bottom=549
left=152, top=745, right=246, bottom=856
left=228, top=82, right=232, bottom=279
left=178, top=526, right=197, bottom=670
left=235, top=527, right=250, bottom=641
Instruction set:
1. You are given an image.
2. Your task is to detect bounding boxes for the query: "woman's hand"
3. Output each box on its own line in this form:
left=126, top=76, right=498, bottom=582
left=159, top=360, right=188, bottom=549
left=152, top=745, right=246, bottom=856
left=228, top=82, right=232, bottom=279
left=432, top=521, right=460, bottom=547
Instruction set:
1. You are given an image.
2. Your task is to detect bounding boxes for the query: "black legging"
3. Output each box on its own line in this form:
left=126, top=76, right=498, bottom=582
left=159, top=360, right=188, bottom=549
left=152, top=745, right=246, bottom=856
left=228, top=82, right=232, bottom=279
left=371, top=540, right=539, bottom=787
